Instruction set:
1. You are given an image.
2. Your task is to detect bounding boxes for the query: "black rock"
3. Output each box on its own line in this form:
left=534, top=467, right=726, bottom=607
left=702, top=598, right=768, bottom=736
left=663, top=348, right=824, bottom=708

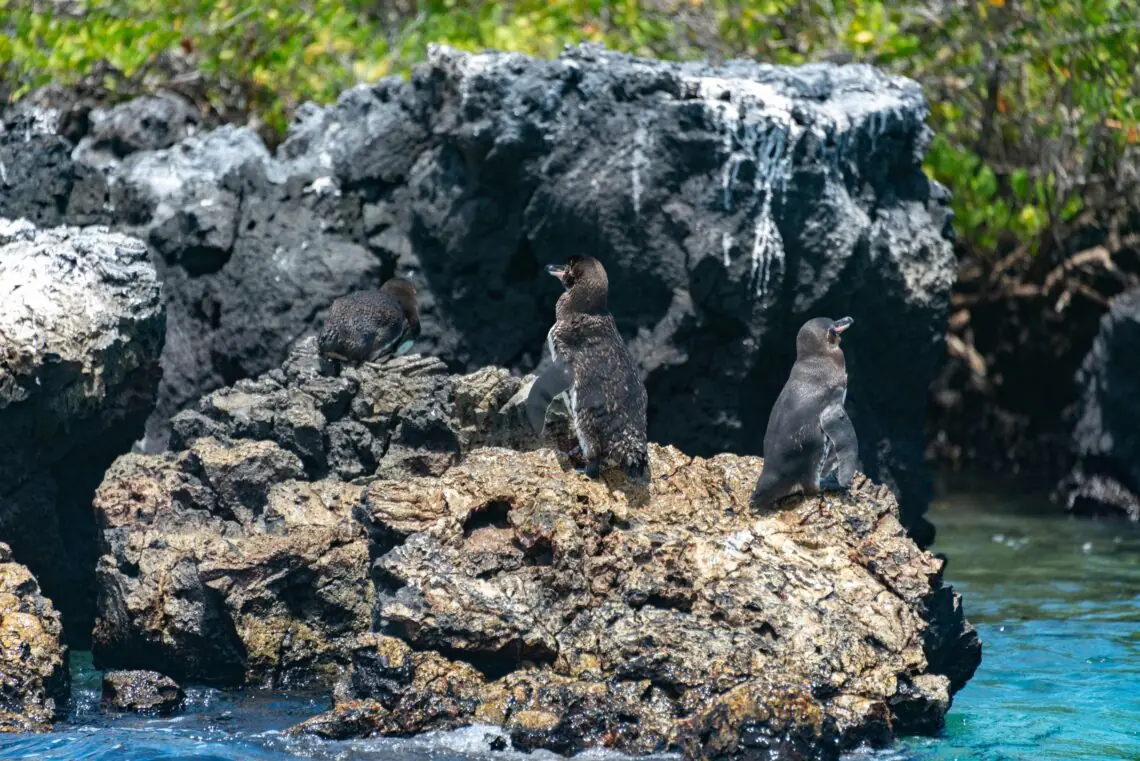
left=1056, top=288, right=1140, bottom=519
left=73, top=93, right=200, bottom=168
left=8, top=45, right=955, bottom=539
left=102, top=670, right=185, bottom=714
left=0, top=219, right=165, bottom=644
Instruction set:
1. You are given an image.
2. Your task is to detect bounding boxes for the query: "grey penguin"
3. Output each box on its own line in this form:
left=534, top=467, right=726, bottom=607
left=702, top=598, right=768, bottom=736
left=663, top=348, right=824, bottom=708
left=524, top=255, right=649, bottom=480
left=750, top=316, right=859, bottom=510
left=318, top=277, right=420, bottom=363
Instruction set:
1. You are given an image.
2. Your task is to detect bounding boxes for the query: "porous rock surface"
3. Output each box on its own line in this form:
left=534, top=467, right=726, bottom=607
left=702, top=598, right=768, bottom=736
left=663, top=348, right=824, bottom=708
left=0, top=543, right=70, bottom=732
left=1057, top=288, right=1140, bottom=520
left=102, top=669, right=185, bottom=714
left=0, top=218, right=164, bottom=642
left=295, top=449, right=978, bottom=759
left=5, top=44, right=954, bottom=539
left=91, top=337, right=544, bottom=685
left=91, top=340, right=979, bottom=758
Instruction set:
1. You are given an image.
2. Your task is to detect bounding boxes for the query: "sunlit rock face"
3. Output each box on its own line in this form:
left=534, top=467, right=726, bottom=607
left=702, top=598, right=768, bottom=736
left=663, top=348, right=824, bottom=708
left=0, top=218, right=164, bottom=644
left=91, top=339, right=979, bottom=759
left=293, top=447, right=977, bottom=759
left=91, top=338, right=544, bottom=687
left=0, top=542, right=69, bottom=732
left=3, top=45, right=952, bottom=540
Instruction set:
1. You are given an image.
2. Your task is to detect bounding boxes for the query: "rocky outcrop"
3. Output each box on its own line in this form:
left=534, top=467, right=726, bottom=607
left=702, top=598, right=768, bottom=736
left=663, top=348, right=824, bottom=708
left=0, top=218, right=165, bottom=643
left=102, top=670, right=185, bottom=714
left=1056, top=288, right=1140, bottom=519
left=6, top=45, right=953, bottom=539
left=72, top=94, right=201, bottom=170
left=333, top=45, right=954, bottom=542
left=91, top=341, right=979, bottom=757
left=91, top=338, right=543, bottom=685
left=292, top=447, right=977, bottom=759
left=0, top=543, right=69, bottom=732
left=1, top=84, right=383, bottom=453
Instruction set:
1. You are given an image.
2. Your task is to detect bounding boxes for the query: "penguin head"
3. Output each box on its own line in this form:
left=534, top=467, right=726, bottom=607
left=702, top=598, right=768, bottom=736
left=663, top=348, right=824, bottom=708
left=796, top=316, right=853, bottom=358
left=380, top=277, right=421, bottom=339
left=547, top=256, right=608, bottom=315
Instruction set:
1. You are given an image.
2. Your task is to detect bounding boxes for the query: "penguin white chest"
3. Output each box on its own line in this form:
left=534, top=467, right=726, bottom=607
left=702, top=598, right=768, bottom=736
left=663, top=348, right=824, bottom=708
left=548, top=325, right=587, bottom=454
left=816, top=434, right=833, bottom=486
left=568, top=385, right=590, bottom=456
left=547, top=328, right=559, bottom=364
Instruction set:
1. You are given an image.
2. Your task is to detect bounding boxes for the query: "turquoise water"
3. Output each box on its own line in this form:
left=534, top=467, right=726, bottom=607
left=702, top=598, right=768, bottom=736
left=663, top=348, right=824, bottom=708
left=892, top=491, right=1140, bottom=761
left=1, top=493, right=1137, bottom=761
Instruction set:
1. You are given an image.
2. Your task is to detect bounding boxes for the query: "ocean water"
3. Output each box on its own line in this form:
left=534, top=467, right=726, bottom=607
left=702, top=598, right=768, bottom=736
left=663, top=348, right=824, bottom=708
left=1, top=492, right=1137, bottom=761
left=888, top=491, right=1140, bottom=761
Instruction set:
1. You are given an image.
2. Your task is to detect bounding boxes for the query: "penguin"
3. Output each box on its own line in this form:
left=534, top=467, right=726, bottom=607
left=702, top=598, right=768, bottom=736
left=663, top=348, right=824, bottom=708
left=525, top=255, right=649, bottom=480
left=318, top=277, right=420, bottom=364
left=750, top=316, right=859, bottom=510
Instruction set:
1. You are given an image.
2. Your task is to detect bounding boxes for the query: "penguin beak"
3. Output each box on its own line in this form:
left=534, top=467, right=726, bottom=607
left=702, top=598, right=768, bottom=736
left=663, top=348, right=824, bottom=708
left=546, top=264, right=568, bottom=278
left=828, top=316, right=853, bottom=344
left=831, top=316, right=854, bottom=333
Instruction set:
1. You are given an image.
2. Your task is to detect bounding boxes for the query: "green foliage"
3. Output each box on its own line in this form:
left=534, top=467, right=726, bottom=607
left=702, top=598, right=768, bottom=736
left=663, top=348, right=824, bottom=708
left=2, top=0, right=1137, bottom=256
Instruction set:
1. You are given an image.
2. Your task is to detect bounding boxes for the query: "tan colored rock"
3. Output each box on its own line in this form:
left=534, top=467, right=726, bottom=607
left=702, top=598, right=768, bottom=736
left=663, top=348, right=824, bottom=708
left=0, top=543, right=69, bottom=732
left=93, top=438, right=371, bottom=686
left=296, top=445, right=979, bottom=758
left=92, top=341, right=979, bottom=756
left=91, top=339, right=551, bottom=687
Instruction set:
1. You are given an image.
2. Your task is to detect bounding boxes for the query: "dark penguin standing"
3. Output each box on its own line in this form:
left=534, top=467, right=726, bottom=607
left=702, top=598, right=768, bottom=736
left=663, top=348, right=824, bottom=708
left=318, top=277, right=420, bottom=363
left=525, top=256, right=649, bottom=480
left=750, top=316, right=859, bottom=510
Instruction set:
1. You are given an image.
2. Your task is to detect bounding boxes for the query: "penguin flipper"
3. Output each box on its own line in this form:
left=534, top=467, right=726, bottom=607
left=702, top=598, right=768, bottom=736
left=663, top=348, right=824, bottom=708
left=820, top=404, right=859, bottom=488
left=366, top=324, right=405, bottom=362
left=525, top=360, right=572, bottom=434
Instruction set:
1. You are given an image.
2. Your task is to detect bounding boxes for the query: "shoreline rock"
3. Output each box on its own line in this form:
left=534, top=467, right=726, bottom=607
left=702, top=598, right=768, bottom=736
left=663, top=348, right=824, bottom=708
left=290, top=446, right=978, bottom=758
left=1056, top=288, right=1140, bottom=520
left=0, top=218, right=164, bottom=644
left=91, top=341, right=979, bottom=757
left=91, top=338, right=547, bottom=686
left=102, top=670, right=185, bottom=715
left=0, top=543, right=70, bottom=733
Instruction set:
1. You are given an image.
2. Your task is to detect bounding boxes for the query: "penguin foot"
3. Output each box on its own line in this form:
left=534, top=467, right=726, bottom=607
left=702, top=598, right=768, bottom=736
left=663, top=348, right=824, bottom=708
left=584, top=459, right=601, bottom=479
